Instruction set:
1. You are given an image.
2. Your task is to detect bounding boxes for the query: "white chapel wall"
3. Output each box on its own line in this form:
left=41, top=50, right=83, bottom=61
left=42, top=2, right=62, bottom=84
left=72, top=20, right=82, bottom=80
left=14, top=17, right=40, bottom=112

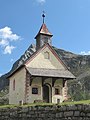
left=26, top=47, right=65, bottom=70
left=28, top=77, right=43, bottom=103
left=9, top=68, right=26, bottom=104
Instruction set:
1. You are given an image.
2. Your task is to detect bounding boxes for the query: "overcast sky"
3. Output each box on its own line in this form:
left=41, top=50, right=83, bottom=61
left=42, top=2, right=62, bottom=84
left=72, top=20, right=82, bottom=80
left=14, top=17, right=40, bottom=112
left=0, top=0, right=90, bottom=76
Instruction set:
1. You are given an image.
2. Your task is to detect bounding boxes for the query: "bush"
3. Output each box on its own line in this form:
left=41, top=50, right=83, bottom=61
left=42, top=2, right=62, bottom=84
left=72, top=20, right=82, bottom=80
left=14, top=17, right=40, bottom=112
left=0, top=98, right=9, bottom=105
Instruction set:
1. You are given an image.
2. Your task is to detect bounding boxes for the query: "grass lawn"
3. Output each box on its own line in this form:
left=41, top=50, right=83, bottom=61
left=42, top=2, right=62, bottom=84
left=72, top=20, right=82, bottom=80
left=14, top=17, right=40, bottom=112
left=61, top=99, right=90, bottom=105
left=0, top=100, right=90, bottom=108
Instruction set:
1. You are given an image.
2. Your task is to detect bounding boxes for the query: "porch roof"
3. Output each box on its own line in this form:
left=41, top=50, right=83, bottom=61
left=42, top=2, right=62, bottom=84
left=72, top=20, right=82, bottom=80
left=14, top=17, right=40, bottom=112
left=26, top=67, right=75, bottom=79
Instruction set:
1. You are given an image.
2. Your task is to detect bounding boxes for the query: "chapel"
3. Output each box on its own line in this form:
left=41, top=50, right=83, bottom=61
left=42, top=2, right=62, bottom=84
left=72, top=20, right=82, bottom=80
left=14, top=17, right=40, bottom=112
left=8, top=13, right=75, bottom=104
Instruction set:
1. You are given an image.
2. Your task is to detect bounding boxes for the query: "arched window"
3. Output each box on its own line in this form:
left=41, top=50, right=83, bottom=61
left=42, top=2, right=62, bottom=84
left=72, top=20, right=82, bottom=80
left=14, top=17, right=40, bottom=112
left=13, top=79, right=15, bottom=91
left=44, top=51, right=50, bottom=59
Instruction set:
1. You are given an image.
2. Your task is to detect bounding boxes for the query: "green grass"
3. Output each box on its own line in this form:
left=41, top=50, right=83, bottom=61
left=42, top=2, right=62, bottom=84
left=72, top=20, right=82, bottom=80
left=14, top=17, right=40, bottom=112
left=0, top=100, right=90, bottom=108
left=61, top=100, right=90, bottom=105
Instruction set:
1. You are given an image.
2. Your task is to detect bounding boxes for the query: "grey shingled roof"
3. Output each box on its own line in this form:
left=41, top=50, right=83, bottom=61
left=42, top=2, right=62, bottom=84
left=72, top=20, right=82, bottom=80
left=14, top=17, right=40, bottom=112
left=26, top=68, right=75, bottom=79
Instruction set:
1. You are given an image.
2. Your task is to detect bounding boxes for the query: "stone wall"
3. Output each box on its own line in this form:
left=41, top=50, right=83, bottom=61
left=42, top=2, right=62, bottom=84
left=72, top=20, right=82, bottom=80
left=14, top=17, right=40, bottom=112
left=0, top=104, right=90, bottom=120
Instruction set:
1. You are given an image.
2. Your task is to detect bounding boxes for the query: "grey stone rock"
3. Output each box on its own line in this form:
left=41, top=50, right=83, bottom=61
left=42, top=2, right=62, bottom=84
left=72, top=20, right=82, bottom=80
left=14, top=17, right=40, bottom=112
left=64, top=111, right=73, bottom=117
left=74, top=111, right=80, bottom=116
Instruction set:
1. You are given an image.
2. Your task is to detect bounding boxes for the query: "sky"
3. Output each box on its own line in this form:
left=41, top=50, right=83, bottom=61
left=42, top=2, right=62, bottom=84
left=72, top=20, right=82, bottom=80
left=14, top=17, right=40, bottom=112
left=0, top=0, right=90, bottom=76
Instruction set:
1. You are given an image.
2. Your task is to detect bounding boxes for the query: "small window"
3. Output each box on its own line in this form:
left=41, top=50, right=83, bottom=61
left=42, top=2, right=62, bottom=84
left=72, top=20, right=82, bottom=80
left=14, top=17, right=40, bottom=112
left=55, top=88, right=60, bottom=95
left=32, top=88, right=38, bottom=94
left=44, top=51, right=50, bottom=59
left=13, top=79, right=15, bottom=91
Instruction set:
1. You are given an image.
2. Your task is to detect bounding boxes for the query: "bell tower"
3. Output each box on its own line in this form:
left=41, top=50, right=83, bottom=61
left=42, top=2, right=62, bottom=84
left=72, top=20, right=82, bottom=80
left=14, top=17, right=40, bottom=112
left=35, top=12, right=53, bottom=50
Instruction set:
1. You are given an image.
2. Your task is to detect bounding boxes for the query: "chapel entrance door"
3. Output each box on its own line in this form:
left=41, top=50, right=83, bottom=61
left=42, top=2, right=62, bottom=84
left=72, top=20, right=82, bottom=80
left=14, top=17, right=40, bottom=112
left=43, top=84, right=49, bottom=103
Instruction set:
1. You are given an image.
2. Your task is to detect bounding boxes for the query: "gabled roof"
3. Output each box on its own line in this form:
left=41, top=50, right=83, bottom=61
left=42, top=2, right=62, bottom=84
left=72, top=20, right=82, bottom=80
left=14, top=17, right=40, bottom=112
left=8, top=43, right=75, bottom=79
left=26, top=68, right=76, bottom=79
left=25, top=43, right=68, bottom=70
left=35, top=23, right=53, bottom=39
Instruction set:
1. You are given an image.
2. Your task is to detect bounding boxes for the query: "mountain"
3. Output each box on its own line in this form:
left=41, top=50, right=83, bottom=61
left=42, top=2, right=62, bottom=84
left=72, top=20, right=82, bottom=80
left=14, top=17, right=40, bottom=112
left=0, top=44, right=90, bottom=101
left=54, top=47, right=90, bottom=100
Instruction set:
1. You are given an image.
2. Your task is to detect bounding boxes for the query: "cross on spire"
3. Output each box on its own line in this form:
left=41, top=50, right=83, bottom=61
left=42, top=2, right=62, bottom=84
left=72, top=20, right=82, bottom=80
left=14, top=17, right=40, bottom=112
left=42, top=11, right=45, bottom=24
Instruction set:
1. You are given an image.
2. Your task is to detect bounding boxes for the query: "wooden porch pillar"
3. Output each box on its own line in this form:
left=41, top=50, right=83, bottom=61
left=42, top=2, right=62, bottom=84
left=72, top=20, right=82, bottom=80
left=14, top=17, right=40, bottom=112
left=52, top=78, right=57, bottom=87
left=42, top=77, right=47, bottom=102
left=42, top=77, right=46, bottom=87
left=30, top=76, right=33, bottom=86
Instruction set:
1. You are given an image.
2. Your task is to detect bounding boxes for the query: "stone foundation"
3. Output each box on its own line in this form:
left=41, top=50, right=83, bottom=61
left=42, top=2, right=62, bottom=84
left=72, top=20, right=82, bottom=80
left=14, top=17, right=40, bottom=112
left=0, top=104, right=90, bottom=120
